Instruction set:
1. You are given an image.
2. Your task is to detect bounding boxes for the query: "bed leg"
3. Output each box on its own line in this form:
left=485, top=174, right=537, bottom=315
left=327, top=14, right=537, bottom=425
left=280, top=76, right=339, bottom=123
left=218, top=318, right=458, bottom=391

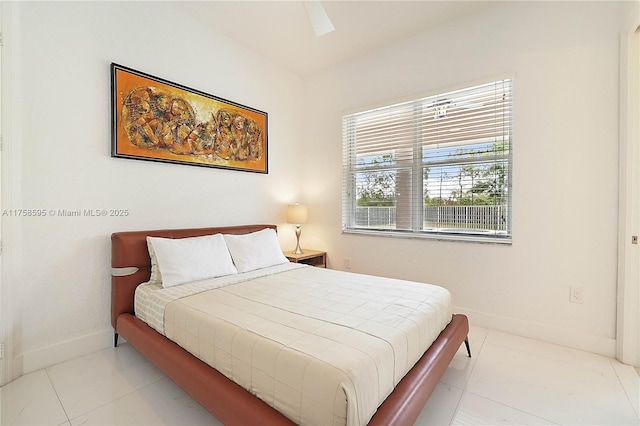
left=114, top=333, right=119, bottom=348
left=464, top=336, right=471, bottom=357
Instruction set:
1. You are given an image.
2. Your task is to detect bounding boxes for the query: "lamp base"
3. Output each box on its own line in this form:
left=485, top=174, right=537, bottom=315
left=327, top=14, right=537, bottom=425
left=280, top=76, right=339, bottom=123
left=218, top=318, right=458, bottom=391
left=294, top=225, right=304, bottom=254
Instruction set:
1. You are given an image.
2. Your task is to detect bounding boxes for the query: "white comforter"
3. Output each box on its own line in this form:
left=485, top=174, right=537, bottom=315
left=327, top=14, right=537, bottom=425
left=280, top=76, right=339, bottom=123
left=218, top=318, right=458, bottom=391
left=135, top=264, right=452, bottom=426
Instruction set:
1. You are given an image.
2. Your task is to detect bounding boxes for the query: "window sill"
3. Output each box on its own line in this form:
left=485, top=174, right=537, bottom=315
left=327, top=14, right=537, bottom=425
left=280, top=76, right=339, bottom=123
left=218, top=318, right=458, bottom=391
left=342, top=228, right=512, bottom=245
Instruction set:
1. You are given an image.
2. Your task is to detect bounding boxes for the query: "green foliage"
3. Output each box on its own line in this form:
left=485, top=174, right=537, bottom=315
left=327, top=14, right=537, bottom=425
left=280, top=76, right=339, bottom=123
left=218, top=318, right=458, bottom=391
left=356, top=154, right=397, bottom=206
left=427, top=141, right=508, bottom=206
left=357, top=141, right=509, bottom=207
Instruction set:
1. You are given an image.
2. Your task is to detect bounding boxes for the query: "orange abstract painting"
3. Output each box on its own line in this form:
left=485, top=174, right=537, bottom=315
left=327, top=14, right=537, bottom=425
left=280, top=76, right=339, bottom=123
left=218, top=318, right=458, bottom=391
left=111, top=63, right=268, bottom=173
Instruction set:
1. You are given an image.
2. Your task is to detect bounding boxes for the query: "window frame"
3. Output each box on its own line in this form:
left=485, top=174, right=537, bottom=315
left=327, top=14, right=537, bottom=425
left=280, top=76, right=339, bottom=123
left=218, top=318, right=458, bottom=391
left=342, top=77, right=513, bottom=244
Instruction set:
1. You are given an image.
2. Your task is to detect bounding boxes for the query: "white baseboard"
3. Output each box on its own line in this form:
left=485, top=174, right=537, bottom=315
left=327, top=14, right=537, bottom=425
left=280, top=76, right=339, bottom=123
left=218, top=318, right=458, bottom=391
left=12, top=310, right=617, bottom=380
left=456, top=307, right=617, bottom=358
left=20, top=329, right=115, bottom=375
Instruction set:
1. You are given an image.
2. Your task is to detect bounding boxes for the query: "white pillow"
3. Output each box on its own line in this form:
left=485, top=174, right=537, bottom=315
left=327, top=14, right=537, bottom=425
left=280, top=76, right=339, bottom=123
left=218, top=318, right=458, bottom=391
left=146, top=234, right=237, bottom=288
left=224, top=228, right=289, bottom=273
left=147, top=241, right=162, bottom=286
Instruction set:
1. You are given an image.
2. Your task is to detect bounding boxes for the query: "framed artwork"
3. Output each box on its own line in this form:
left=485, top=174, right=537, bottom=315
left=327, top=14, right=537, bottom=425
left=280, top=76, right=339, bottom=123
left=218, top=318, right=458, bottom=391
left=111, top=63, right=268, bottom=173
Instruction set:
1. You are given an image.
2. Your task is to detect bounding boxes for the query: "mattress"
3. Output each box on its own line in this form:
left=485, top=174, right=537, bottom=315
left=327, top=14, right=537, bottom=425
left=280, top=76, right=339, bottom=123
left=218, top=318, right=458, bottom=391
left=135, top=263, right=452, bottom=426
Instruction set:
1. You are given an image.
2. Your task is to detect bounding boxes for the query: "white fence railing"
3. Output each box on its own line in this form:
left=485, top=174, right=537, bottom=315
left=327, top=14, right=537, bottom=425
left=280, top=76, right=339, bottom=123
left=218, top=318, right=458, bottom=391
left=355, top=205, right=508, bottom=230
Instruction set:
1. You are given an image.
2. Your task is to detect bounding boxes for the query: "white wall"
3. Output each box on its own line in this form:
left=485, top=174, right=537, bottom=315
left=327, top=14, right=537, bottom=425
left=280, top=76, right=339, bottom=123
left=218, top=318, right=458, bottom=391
left=302, top=1, right=627, bottom=356
left=5, top=1, right=305, bottom=376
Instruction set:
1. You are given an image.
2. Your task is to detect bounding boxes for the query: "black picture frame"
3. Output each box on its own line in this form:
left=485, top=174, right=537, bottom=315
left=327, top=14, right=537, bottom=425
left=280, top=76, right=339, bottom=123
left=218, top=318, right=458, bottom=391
left=111, top=63, right=268, bottom=173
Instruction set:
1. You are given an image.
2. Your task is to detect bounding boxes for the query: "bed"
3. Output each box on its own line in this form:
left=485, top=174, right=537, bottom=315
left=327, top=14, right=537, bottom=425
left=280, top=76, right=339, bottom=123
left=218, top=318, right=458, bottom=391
left=111, top=224, right=470, bottom=425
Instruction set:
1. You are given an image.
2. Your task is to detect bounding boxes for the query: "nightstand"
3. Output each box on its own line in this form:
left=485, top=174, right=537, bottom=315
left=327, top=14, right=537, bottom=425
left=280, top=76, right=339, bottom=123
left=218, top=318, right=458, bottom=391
left=284, top=249, right=326, bottom=268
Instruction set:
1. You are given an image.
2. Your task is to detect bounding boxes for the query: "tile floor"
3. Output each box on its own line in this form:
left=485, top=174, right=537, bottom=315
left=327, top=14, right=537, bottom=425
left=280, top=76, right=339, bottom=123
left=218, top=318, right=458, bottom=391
left=1, top=326, right=638, bottom=425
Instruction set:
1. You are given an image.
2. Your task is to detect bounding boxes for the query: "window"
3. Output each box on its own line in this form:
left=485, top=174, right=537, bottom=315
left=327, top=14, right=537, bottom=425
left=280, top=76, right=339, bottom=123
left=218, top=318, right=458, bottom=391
left=342, top=78, right=513, bottom=243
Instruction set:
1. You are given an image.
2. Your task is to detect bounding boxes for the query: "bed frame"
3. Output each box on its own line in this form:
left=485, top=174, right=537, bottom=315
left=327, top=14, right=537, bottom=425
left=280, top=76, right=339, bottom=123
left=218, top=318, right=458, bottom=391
left=111, top=224, right=470, bottom=425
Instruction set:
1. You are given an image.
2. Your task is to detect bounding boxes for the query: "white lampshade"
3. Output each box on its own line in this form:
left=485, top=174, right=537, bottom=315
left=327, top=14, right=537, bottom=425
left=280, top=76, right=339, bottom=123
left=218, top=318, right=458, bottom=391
left=287, top=204, right=308, bottom=225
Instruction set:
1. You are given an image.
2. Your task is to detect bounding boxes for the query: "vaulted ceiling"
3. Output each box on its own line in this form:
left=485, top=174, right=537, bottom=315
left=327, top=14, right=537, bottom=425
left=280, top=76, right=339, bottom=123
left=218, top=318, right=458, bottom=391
left=179, top=1, right=500, bottom=76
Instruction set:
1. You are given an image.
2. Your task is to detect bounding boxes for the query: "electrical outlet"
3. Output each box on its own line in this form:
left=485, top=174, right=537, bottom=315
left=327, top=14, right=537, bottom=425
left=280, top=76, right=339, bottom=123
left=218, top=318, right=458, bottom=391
left=570, top=286, right=584, bottom=304
left=344, top=258, right=352, bottom=269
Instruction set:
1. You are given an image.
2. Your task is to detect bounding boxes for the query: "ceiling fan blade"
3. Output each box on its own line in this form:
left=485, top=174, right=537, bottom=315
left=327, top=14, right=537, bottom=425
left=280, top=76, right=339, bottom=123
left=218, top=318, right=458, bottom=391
left=303, top=1, right=335, bottom=37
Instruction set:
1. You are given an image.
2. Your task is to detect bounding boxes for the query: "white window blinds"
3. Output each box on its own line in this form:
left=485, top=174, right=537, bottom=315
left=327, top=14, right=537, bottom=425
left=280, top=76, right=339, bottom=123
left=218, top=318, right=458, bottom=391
left=342, top=78, right=513, bottom=242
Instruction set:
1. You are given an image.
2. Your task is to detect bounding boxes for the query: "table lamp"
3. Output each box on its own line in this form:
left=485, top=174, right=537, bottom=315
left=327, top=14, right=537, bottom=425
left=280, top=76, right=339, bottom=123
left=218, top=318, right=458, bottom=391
left=287, top=203, right=308, bottom=254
